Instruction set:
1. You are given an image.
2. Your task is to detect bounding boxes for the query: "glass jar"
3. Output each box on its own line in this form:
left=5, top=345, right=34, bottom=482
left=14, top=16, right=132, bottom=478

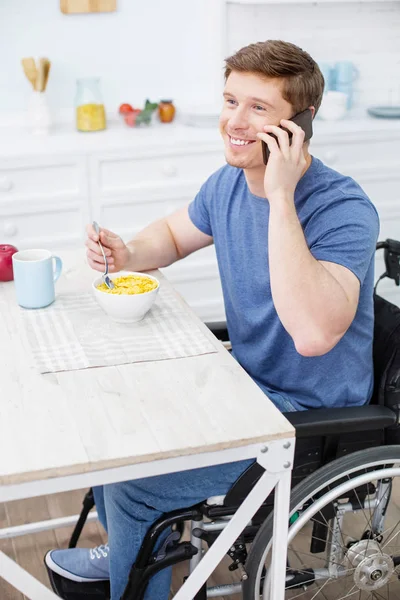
left=75, top=78, right=106, bottom=132
left=158, top=99, right=176, bottom=123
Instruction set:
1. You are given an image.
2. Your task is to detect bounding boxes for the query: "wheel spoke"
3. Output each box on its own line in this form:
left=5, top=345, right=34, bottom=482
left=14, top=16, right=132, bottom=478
left=285, top=570, right=353, bottom=594
left=282, top=578, right=332, bottom=600
left=310, top=499, right=348, bottom=554
left=308, top=476, right=394, bottom=550
left=346, top=475, right=376, bottom=554
left=380, top=520, right=400, bottom=552
left=337, top=584, right=364, bottom=600
left=288, top=546, right=356, bottom=573
left=249, top=454, right=400, bottom=600
left=308, top=577, right=333, bottom=600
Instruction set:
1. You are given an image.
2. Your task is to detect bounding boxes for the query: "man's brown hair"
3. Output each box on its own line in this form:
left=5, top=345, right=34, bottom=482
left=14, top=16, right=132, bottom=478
left=224, top=40, right=324, bottom=116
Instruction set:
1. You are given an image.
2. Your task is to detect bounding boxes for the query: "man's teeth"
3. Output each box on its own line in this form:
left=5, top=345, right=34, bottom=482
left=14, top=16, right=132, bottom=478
left=230, top=137, right=252, bottom=146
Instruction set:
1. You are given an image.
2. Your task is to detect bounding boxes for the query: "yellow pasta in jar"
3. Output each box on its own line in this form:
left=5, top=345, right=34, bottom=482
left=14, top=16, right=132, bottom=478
left=97, top=275, right=158, bottom=295
left=76, top=103, right=106, bottom=132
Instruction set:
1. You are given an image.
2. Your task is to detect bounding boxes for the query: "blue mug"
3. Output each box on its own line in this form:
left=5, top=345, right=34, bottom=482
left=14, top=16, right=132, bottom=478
left=333, top=61, right=359, bottom=109
left=318, top=61, right=334, bottom=94
left=12, top=249, right=62, bottom=309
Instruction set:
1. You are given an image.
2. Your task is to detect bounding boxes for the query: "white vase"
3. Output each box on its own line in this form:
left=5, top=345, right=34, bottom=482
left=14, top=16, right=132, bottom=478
left=27, top=91, right=52, bottom=135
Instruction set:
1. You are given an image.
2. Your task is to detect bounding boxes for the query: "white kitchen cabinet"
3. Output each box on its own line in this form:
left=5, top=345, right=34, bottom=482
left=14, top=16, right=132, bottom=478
left=0, top=155, right=87, bottom=201
left=311, top=138, right=400, bottom=306
left=0, top=154, right=89, bottom=250
left=91, top=148, right=225, bottom=197
left=0, top=203, right=87, bottom=249
left=0, top=120, right=399, bottom=321
left=88, top=146, right=225, bottom=241
left=311, top=135, right=400, bottom=174
left=87, top=144, right=226, bottom=320
left=161, top=245, right=224, bottom=322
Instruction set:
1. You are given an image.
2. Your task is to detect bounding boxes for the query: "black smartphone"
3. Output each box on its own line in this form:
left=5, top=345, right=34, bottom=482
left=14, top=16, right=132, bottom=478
left=261, top=108, right=313, bottom=165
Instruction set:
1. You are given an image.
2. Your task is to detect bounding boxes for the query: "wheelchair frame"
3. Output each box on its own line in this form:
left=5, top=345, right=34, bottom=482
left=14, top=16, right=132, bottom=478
left=50, top=239, right=400, bottom=600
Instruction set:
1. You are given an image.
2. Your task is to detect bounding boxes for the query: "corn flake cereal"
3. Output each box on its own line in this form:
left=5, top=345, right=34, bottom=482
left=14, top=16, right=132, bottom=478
left=97, top=275, right=158, bottom=295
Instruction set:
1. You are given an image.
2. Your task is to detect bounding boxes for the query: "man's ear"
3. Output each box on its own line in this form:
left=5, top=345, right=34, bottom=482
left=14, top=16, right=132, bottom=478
left=309, top=106, right=316, bottom=119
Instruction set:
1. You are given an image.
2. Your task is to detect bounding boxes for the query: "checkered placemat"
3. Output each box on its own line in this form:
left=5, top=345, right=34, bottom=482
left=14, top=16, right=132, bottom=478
left=22, top=287, right=217, bottom=374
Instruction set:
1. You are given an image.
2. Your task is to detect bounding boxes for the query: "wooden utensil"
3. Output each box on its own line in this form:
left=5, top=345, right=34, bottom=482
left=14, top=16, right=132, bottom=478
left=60, top=0, right=116, bottom=14
left=32, top=58, right=51, bottom=92
left=42, top=58, right=51, bottom=92
left=21, top=58, right=37, bottom=90
left=35, top=59, right=44, bottom=92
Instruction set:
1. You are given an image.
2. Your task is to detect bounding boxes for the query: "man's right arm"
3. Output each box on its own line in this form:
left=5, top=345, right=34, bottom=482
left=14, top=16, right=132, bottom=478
left=86, top=205, right=213, bottom=273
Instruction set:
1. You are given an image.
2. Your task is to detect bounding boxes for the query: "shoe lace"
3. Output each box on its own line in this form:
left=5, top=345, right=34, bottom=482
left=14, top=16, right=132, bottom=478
left=89, top=544, right=110, bottom=560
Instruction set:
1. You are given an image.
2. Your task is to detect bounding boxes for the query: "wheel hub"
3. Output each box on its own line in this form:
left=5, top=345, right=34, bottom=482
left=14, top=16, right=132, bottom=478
left=347, top=539, right=394, bottom=591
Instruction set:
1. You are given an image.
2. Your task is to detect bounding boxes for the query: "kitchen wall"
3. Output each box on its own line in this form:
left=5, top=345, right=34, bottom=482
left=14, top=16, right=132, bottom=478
left=228, top=1, right=400, bottom=109
left=1, top=0, right=400, bottom=123
left=0, top=0, right=224, bottom=122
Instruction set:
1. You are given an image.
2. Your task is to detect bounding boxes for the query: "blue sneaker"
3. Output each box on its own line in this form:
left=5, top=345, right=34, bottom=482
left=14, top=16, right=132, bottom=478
left=45, top=544, right=110, bottom=583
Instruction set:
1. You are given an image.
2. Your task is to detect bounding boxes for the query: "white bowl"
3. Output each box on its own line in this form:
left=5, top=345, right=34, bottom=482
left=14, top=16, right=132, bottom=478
left=92, top=271, right=160, bottom=323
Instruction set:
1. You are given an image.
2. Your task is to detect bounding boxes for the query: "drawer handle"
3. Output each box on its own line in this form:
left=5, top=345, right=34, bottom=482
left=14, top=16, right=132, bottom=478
left=3, top=222, right=18, bottom=237
left=0, top=177, right=13, bottom=192
left=162, top=163, right=178, bottom=177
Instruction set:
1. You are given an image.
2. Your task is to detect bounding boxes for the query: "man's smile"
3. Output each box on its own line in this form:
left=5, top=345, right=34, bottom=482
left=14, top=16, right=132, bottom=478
left=228, top=134, right=257, bottom=148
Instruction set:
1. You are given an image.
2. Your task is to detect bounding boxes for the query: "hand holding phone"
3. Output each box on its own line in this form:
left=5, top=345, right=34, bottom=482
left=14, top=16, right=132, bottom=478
left=261, top=108, right=313, bottom=165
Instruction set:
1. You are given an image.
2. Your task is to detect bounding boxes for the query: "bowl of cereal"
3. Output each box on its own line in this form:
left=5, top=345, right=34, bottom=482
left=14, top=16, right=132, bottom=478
left=93, top=271, right=160, bottom=323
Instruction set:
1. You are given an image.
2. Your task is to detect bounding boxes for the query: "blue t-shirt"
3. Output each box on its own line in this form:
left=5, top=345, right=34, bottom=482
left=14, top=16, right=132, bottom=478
left=188, top=157, right=380, bottom=411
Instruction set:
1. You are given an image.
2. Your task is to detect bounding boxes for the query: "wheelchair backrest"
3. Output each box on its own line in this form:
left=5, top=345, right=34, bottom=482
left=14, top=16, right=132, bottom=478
left=372, top=293, right=400, bottom=419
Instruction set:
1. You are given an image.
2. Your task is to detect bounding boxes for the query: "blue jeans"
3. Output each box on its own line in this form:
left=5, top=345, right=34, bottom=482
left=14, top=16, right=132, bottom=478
left=93, top=458, right=254, bottom=600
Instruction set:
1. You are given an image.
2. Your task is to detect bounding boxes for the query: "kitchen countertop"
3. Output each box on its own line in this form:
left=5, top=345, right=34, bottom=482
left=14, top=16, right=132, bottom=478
left=0, top=110, right=399, bottom=158
left=0, top=120, right=222, bottom=159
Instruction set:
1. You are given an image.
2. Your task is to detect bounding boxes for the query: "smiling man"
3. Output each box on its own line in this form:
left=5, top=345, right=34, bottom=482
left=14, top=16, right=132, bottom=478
left=45, top=40, right=379, bottom=600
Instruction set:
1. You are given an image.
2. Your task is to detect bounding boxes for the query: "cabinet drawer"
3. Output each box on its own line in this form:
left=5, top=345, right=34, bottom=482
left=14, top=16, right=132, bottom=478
left=95, top=185, right=202, bottom=240
left=162, top=246, right=225, bottom=322
left=94, top=150, right=225, bottom=195
left=349, top=167, right=400, bottom=210
left=312, top=137, right=400, bottom=172
left=0, top=206, right=85, bottom=249
left=172, top=278, right=225, bottom=322
left=96, top=198, right=169, bottom=240
left=0, top=157, right=86, bottom=201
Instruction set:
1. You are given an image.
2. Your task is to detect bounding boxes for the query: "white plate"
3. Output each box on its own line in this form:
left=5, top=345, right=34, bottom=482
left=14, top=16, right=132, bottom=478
left=367, top=106, right=400, bottom=119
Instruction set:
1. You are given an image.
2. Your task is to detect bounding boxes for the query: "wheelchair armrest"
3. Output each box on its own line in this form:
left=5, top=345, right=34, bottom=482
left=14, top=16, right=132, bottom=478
left=285, top=404, right=397, bottom=438
left=205, top=321, right=230, bottom=342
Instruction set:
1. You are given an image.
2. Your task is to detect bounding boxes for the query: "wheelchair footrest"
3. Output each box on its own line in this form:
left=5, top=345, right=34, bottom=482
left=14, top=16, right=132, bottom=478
left=45, top=562, right=110, bottom=600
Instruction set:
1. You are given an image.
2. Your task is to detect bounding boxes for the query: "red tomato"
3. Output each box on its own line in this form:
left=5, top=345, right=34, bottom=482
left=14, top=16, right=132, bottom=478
left=119, top=103, right=134, bottom=115
left=124, top=112, right=139, bottom=127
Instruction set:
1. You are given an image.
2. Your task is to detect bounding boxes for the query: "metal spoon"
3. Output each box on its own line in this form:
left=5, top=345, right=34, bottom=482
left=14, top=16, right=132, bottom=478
left=92, top=221, right=115, bottom=290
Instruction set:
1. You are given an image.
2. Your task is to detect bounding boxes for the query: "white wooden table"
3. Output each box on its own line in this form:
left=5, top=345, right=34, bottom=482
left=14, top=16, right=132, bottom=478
left=0, top=250, right=295, bottom=600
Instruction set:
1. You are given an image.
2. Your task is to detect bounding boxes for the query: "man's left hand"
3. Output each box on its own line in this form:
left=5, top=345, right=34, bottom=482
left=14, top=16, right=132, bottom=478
left=257, top=119, right=307, bottom=202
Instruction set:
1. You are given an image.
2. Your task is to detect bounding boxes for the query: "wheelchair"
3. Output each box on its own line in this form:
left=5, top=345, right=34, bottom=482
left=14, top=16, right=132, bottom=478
left=47, top=239, right=400, bottom=600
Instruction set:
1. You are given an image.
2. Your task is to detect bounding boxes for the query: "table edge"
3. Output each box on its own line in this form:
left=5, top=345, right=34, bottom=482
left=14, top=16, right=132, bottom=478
left=0, top=429, right=295, bottom=486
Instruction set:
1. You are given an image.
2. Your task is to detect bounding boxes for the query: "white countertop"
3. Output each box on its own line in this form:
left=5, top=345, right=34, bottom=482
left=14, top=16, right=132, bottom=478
left=0, top=110, right=399, bottom=158
left=0, top=119, right=222, bottom=158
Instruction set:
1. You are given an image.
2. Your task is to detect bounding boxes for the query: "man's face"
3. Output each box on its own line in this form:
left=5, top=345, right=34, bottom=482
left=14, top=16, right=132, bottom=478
left=219, top=71, right=293, bottom=170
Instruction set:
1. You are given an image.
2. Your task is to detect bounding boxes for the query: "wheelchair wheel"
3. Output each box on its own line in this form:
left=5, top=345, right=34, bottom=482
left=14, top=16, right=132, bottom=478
left=243, top=446, right=400, bottom=599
